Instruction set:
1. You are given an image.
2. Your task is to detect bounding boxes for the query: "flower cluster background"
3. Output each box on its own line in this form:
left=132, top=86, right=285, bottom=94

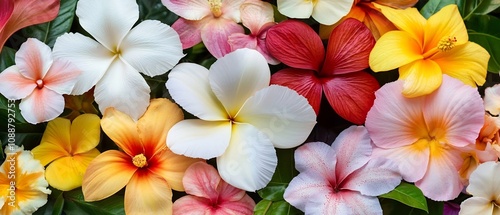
left=1, top=0, right=500, bottom=214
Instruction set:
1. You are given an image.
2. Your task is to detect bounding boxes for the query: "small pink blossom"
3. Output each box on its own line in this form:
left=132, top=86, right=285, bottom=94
left=173, top=162, right=255, bottom=215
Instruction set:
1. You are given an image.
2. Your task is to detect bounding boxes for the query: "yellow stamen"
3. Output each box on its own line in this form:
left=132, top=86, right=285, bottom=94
left=132, top=154, right=148, bottom=168
left=437, top=36, right=457, bottom=52
left=208, top=0, right=222, bottom=18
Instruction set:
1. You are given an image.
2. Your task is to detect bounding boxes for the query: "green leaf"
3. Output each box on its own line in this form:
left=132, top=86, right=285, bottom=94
left=52, top=190, right=64, bottom=215
left=466, top=14, right=500, bottom=73
left=137, top=0, right=178, bottom=25
left=254, top=200, right=302, bottom=215
left=0, top=46, right=16, bottom=71
left=64, top=188, right=125, bottom=215
left=380, top=182, right=428, bottom=213
left=458, top=0, right=500, bottom=20
left=420, top=0, right=458, bottom=18
left=257, top=148, right=297, bottom=201
left=20, top=0, right=78, bottom=47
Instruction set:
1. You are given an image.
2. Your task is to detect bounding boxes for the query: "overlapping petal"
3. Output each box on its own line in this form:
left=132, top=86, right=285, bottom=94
left=161, top=0, right=211, bottom=20
left=19, top=88, right=64, bottom=124
left=294, top=141, right=336, bottom=177
left=220, top=0, right=246, bottom=22
left=181, top=162, right=220, bottom=200
left=69, top=114, right=101, bottom=154
left=466, top=161, right=500, bottom=198
left=375, top=4, right=425, bottom=42
left=398, top=59, right=442, bottom=97
left=343, top=158, right=401, bottom=196
left=369, top=31, right=423, bottom=72
left=331, top=126, right=372, bottom=182
left=171, top=18, right=204, bottom=49
left=276, top=0, right=314, bottom=19
left=32, top=117, right=71, bottom=165
left=0, top=66, right=36, bottom=100
left=284, top=171, right=331, bottom=211
left=459, top=198, right=495, bottom=215
left=371, top=144, right=430, bottom=182
left=15, top=38, right=53, bottom=80
left=43, top=59, right=80, bottom=95
left=312, top=0, right=354, bottom=25
left=100, top=107, right=142, bottom=157
left=201, top=19, right=244, bottom=58
left=240, top=1, right=274, bottom=34
left=125, top=171, right=173, bottom=215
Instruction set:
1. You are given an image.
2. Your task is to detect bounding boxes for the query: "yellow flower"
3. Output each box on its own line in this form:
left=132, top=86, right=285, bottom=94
left=32, top=114, right=101, bottom=191
left=0, top=146, right=51, bottom=214
left=369, top=4, right=489, bottom=97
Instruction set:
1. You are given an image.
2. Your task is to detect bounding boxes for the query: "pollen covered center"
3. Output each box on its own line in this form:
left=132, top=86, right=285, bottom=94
left=208, top=0, right=222, bottom=18
left=132, top=154, right=148, bottom=168
left=437, top=36, right=457, bottom=52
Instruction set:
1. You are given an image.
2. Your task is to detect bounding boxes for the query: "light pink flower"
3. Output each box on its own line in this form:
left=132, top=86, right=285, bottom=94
left=284, top=126, right=401, bottom=214
left=173, top=162, right=255, bottom=215
left=228, top=0, right=279, bottom=65
left=162, top=0, right=251, bottom=58
left=0, top=38, right=80, bottom=124
left=366, top=75, right=485, bottom=201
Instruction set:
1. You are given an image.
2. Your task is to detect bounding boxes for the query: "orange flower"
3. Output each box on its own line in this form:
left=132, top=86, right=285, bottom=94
left=82, top=99, right=201, bottom=215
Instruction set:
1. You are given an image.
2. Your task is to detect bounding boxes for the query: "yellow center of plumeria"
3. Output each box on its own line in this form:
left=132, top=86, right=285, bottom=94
left=437, top=36, right=457, bottom=52
left=208, top=0, right=222, bottom=18
left=132, top=154, right=148, bottom=168
left=36, top=79, right=44, bottom=89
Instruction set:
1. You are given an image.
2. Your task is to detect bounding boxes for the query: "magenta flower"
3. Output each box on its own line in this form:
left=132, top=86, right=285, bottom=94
left=173, top=162, right=255, bottom=215
left=284, top=126, right=402, bottom=214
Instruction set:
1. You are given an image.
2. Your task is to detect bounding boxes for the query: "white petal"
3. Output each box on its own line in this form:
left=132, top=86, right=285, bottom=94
left=120, top=20, right=184, bottom=77
left=459, top=197, right=494, bottom=215
left=209, top=48, right=270, bottom=117
left=284, top=171, right=331, bottom=211
left=306, top=191, right=383, bottom=215
left=342, top=158, right=401, bottom=196
left=15, top=38, right=53, bottom=80
left=19, top=88, right=64, bottom=124
left=0, top=65, right=36, bottom=100
left=166, top=63, right=228, bottom=120
left=167, top=119, right=232, bottom=159
left=277, top=0, right=314, bottom=19
left=312, top=0, right=354, bottom=25
left=217, top=123, right=277, bottom=191
left=76, top=0, right=138, bottom=50
left=94, top=59, right=150, bottom=120
left=236, top=85, right=316, bottom=148
left=294, top=142, right=336, bottom=176
left=484, top=84, right=500, bottom=117
left=467, top=161, right=500, bottom=198
left=53, top=33, right=115, bottom=95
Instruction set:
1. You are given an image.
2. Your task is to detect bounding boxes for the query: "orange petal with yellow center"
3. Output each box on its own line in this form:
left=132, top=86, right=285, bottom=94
left=101, top=108, right=143, bottom=157
left=148, top=149, right=202, bottom=191
left=125, top=170, right=173, bottom=215
left=82, top=150, right=137, bottom=201
left=70, top=114, right=101, bottom=155
left=399, top=59, right=442, bottom=98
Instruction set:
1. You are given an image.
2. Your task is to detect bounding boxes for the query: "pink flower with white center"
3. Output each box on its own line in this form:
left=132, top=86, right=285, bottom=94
left=0, top=38, right=80, bottom=124
left=228, top=0, right=279, bottom=65
left=173, top=162, right=255, bottom=215
left=284, top=126, right=402, bottom=214
left=162, top=0, right=253, bottom=58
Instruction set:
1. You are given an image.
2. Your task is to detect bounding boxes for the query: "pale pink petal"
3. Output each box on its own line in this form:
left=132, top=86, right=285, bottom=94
left=217, top=123, right=277, bottom=191
left=161, top=0, right=210, bottom=20
left=94, top=59, right=150, bottom=121
left=306, top=191, right=383, bottom=214
left=466, top=161, right=500, bottom=198
left=167, top=120, right=232, bottom=159
left=331, top=126, right=373, bottom=182
left=182, top=162, right=221, bottom=199
left=171, top=18, right=204, bottom=49
left=217, top=195, right=255, bottom=215
left=277, top=0, right=314, bottom=19
left=43, top=59, right=80, bottom=95
left=209, top=48, right=270, bottom=116
left=228, top=33, right=257, bottom=50
left=415, top=147, right=464, bottom=201
left=372, top=144, right=429, bottom=182
left=19, top=88, right=64, bottom=124
left=312, top=0, right=354, bottom=25
left=459, top=197, right=495, bottom=215
left=201, top=19, right=244, bottom=58
left=15, top=38, right=53, bottom=80
left=120, top=20, right=183, bottom=77
left=76, top=0, right=138, bottom=50
left=235, top=85, right=316, bottom=149
left=220, top=0, right=247, bottom=22
left=173, top=196, right=211, bottom=215
left=240, top=1, right=274, bottom=34
left=423, top=75, right=485, bottom=148
left=342, top=158, right=401, bottom=196
left=0, top=65, right=36, bottom=100
left=366, top=79, right=427, bottom=148
left=294, top=142, right=336, bottom=178
left=166, top=63, right=228, bottom=120
left=53, top=33, right=115, bottom=95
left=284, top=171, right=332, bottom=211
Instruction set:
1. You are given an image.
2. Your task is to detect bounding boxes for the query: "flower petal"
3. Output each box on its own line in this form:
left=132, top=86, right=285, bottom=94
left=369, top=30, right=423, bottom=72
left=100, top=107, right=142, bottom=157
left=19, top=88, right=64, bottom=124
left=485, top=84, right=500, bottom=118
left=294, top=142, right=336, bottom=177
left=32, top=118, right=71, bottom=165
left=306, top=191, right=383, bottom=214
left=70, top=114, right=101, bottom=155
left=209, top=48, right=270, bottom=116
left=235, top=85, right=317, bottom=149
left=94, top=59, right=150, bottom=121
left=398, top=59, right=442, bottom=97
left=322, top=18, right=374, bottom=76
left=323, top=72, right=380, bottom=124
left=342, top=158, right=401, bottom=196
left=167, top=120, right=232, bottom=159
left=433, top=42, right=489, bottom=87
left=217, top=123, right=277, bottom=191
left=53, top=33, right=114, bottom=95
left=138, top=98, right=183, bottom=158
left=161, top=0, right=210, bottom=20
left=124, top=171, right=173, bottom=215
left=218, top=194, right=255, bottom=215
left=366, top=79, right=428, bottom=149
left=43, top=59, right=80, bottom=95
left=312, top=0, right=354, bottom=25
left=423, top=75, right=484, bottom=148
left=166, top=63, right=227, bottom=120
left=15, top=38, right=53, bottom=80
left=0, top=65, right=36, bottom=100
left=220, top=0, right=246, bottom=22
left=240, top=1, right=274, bottom=34
left=45, top=149, right=100, bottom=191
left=181, top=161, right=220, bottom=199
left=284, top=171, right=331, bottom=211
left=371, top=143, right=430, bottom=182
left=424, top=4, right=468, bottom=51
left=459, top=197, right=495, bottom=215
left=76, top=0, right=138, bottom=50
left=171, top=18, right=204, bottom=49
left=120, top=20, right=184, bottom=77
left=376, top=4, right=426, bottom=43
left=266, top=20, right=325, bottom=71
left=270, top=68, right=323, bottom=114
left=0, top=0, right=13, bottom=35
left=172, top=196, right=212, bottom=215
left=466, top=161, right=500, bottom=198
left=201, top=19, right=244, bottom=58
left=277, top=0, right=313, bottom=19
left=82, top=150, right=137, bottom=201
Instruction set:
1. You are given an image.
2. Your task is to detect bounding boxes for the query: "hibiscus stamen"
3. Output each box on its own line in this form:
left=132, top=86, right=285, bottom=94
left=437, top=36, right=457, bottom=52
left=208, top=0, right=222, bottom=18
left=36, top=79, right=44, bottom=89
left=132, top=154, right=148, bottom=168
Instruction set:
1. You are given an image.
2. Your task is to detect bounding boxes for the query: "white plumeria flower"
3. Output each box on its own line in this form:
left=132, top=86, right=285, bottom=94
left=166, top=48, right=316, bottom=191
left=460, top=161, right=500, bottom=215
left=277, top=0, right=353, bottom=25
left=53, top=0, right=184, bottom=120
left=484, top=84, right=500, bottom=127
